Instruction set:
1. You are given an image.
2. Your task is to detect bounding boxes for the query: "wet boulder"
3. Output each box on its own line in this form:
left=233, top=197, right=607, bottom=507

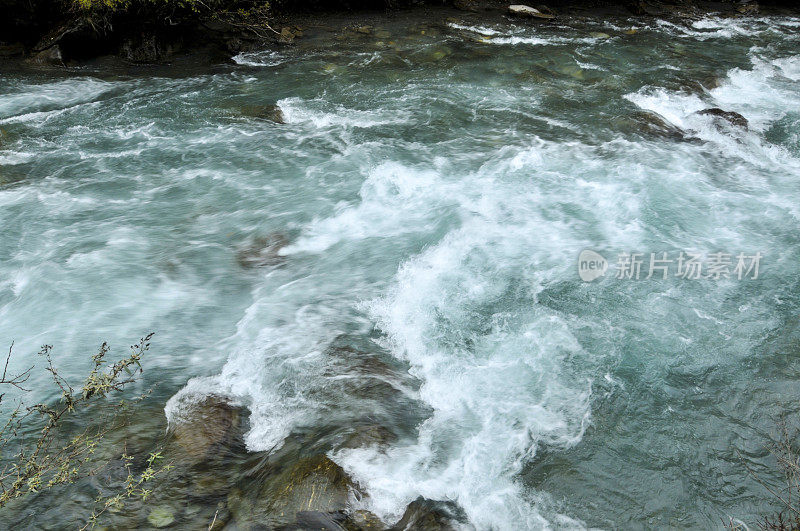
left=238, top=104, right=286, bottom=124
left=168, top=395, right=243, bottom=462
left=508, top=4, right=555, bottom=19
left=389, top=498, right=463, bottom=531
left=265, top=455, right=352, bottom=516
left=695, top=108, right=749, bottom=129
left=344, top=510, right=387, bottom=530
left=147, top=505, right=176, bottom=528
left=230, top=455, right=359, bottom=528
left=236, top=232, right=289, bottom=268
left=616, top=110, right=686, bottom=140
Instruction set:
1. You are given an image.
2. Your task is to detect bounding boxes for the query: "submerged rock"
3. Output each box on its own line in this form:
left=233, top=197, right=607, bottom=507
left=340, top=424, right=397, bottom=450
left=695, top=108, right=749, bottom=129
left=238, top=104, right=286, bottom=124
left=168, top=395, right=243, bottom=462
left=508, top=4, right=555, bottom=19
left=147, top=505, right=176, bottom=528
left=236, top=232, right=289, bottom=268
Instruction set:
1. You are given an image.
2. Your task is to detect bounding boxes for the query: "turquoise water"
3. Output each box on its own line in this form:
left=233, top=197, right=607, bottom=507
left=2, top=13, right=800, bottom=529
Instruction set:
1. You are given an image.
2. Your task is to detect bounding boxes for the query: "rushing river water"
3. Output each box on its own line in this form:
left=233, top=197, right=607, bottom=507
left=2, top=11, right=800, bottom=530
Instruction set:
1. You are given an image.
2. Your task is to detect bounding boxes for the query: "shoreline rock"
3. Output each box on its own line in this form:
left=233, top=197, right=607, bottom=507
left=508, top=4, right=556, bottom=19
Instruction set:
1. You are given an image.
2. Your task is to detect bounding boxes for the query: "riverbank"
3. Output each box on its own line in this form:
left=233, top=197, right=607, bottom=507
left=1, top=0, right=799, bottom=68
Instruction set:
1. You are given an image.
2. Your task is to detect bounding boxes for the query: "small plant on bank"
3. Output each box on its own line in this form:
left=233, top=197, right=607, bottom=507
left=0, top=333, right=173, bottom=528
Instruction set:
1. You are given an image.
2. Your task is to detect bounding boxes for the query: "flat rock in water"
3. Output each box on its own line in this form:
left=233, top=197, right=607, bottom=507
left=696, top=108, right=749, bottom=129
left=508, top=4, right=555, bottom=19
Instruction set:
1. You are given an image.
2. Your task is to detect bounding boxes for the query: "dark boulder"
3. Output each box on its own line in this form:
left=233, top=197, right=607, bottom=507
left=238, top=104, right=287, bottom=124
left=389, top=498, right=464, bottom=531
left=616, top=110, right=686, bottom=140
left=696, top=108, right=749, bottom=129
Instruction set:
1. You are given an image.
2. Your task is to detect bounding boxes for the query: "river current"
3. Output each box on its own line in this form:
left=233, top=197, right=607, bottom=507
left=1, top=12, right=800, bottom=529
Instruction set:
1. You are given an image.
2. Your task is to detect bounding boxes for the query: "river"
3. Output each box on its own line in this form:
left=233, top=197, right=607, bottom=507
left=1, top=12, right=800, bottom=530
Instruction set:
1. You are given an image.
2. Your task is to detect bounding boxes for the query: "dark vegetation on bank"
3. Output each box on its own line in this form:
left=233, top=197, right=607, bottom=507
left=0, top=0, right=798, bottom=66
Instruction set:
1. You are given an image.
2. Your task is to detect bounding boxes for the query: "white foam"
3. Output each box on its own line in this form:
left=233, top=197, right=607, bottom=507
left=625, top=53, right=800, bottom=142
left=282, top=161, right=455, bottom=254
left=335, top=222, right=595, bottom=528
left=233, top=50, right=288, bottom=67
left=278, top=97, right=411, bottom=129
left=0, top=78, right=118, bottom=121
left=447, top=22, right=503, bottom=36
